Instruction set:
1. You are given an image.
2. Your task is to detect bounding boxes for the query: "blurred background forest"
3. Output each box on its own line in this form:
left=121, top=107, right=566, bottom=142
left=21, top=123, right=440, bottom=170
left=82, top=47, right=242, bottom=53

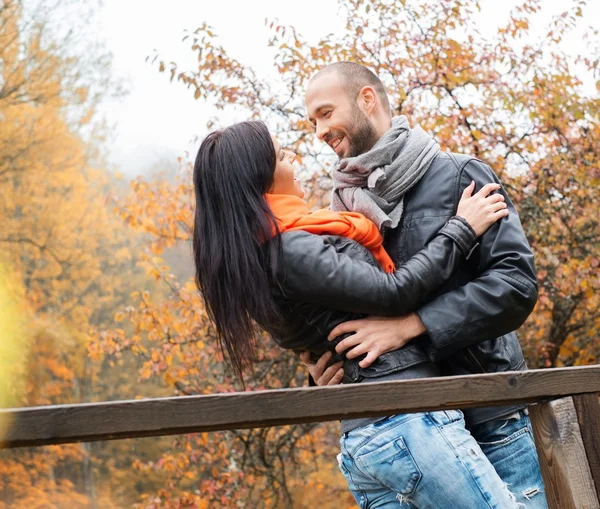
left=0, top=0, right=598, bottom=507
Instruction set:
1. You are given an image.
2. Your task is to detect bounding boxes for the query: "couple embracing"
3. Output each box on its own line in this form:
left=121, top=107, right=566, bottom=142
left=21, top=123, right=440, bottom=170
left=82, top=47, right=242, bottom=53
left=192, top=62, right=547, bottom=508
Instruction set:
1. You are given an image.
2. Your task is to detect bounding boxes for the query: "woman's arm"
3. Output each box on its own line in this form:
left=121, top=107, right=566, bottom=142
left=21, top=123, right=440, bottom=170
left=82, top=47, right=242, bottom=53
left=277, top=181, right=505, bottom=316
left=277, top=215, right=476, bottom=316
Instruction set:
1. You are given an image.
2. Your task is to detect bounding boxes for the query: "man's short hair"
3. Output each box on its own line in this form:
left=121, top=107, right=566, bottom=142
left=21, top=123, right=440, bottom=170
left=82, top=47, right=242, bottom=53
left=312, top=62, right=392, bottom=113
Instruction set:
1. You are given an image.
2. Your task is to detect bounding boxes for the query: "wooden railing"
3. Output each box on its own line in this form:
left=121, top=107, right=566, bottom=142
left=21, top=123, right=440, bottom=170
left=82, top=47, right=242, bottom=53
left=2, top=365, right=600, bottom=509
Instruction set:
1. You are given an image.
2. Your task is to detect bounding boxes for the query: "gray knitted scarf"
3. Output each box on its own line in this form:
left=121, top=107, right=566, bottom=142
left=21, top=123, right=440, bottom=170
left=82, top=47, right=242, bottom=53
left=331, top=116, right=440, bottom=230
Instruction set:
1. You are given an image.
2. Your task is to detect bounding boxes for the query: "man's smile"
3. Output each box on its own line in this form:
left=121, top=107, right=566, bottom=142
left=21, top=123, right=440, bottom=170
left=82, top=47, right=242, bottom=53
left=328, top=135, right=345, bottom=155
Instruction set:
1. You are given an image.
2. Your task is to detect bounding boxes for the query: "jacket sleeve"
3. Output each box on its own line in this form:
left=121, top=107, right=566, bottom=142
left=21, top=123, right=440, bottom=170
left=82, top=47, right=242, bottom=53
left=416, top=159, right=538, bottom=361
left=276, top=216, right=476, bottom=316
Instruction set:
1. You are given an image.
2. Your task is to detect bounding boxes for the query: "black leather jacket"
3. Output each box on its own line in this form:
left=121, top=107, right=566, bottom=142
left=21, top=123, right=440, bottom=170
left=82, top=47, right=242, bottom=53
left=271, top=152, right=538, bottom=425
left=269, top=216, right=477, bottom=382
left=387, top=153, right=538, bottom=423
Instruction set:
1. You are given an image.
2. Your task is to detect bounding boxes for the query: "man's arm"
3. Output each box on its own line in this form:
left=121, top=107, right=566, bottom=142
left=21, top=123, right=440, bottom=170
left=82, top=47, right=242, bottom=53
left=416, top=159, right=538, bottom=361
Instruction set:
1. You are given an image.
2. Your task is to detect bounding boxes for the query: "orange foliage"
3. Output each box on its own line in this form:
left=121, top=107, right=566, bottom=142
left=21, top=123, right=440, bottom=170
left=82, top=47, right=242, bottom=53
left=0, top=0, right=142, bottom=506
left=111, top=0, right=597, bottom=505
left=2, top=0, right=598, bottom=507
left=154, top=0, right=599, bottom=370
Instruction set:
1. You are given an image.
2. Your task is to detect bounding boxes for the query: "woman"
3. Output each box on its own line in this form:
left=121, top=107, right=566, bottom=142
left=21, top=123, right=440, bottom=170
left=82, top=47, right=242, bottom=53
left=192, top=121, right=518, bottom=508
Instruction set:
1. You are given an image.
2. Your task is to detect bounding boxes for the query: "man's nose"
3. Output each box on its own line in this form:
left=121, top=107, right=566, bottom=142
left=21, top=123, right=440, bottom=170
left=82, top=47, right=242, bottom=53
left=316, top=122, right=330, bottom=141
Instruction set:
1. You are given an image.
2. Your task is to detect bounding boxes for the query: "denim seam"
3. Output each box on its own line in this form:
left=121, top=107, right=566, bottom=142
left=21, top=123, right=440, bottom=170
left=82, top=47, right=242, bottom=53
left=340, top=454, right=368, bottom=509
left=477, top=426, right=530, bottom=447
left=426, top=413, right=496, bottom=509
left=347, top=414, right=423, bottom=453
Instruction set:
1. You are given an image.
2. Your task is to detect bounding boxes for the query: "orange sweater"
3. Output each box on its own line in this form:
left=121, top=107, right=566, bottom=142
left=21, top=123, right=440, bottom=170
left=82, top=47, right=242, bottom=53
left=265, top=193, right=395, bottom=273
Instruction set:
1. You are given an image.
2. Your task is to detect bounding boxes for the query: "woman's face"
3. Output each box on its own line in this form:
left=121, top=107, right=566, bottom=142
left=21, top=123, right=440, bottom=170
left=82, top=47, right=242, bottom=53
left=269, top=137, right=305, bottom=198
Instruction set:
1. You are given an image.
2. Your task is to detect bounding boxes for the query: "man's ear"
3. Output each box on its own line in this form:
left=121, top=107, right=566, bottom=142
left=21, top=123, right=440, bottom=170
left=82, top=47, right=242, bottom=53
left=358, top=86, right=378, bottom=114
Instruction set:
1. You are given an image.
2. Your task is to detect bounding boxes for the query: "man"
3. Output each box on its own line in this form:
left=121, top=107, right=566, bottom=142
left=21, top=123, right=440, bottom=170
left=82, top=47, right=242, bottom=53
left=301, top=62, right=547, bottom=507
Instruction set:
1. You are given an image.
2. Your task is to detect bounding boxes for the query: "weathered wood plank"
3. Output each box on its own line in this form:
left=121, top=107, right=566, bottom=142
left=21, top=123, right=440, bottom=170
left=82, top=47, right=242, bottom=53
left=530, top=398, right=600, bottom=509
left=573, top=393, right=600, bottom=500
left=2, top=365, right=600, bottom=448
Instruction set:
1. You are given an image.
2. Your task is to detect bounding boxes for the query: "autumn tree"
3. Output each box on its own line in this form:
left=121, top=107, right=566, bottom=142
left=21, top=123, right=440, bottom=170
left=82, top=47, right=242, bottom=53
left=97, top=0, right=598, bottom=506
left=0, top=0, right=144, bottom=506
left=91, top=171, right=352, bottom=508
left=154, top=0, right=599, bottom=368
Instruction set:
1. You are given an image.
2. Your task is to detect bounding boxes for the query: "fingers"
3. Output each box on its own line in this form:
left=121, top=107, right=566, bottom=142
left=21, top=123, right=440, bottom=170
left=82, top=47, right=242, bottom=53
left=299, top=351, right=313, bottom=367
left=316, top=361, right=344, bottom=385
left=490, top=200, right=508, bottom=213
left=328, top=367, right=344, bottom=385
left=328, top=320, right=363, bottom=341
left=478, top=185, right=507, bottom=217
left=486, top=193, right=505, bottom=204
left=334, top=334, right=361, bottom=354
left=346, top=341, right=372, bottom=359
left=301, top=351, right=344, bottom=386
left=359, top=350, right=380, bottom=368
left=476, top=183, right=501, bottom=198
left=313, top=351, right=333, bottom=374
left=480, top=187, right=507, bottom=219
left=345, top=339, right=385, bottom=361
left=461, top=180, right=475, bottom=200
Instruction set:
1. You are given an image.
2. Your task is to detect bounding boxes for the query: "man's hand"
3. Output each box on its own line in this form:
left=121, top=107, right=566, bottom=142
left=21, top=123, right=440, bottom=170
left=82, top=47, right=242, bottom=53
left=299, top=351, right=344, bottom=386
left=327, top=313, right=426, bottom=368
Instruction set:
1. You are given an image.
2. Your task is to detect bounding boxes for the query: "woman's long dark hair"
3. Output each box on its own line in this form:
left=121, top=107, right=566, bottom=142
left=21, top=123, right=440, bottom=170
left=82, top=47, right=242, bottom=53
left=192, top=121, right=282, bottom=381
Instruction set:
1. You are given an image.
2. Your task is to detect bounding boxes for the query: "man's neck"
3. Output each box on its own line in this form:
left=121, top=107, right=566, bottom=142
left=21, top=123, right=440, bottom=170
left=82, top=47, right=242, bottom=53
left=375, top=117, right=393, bottom=140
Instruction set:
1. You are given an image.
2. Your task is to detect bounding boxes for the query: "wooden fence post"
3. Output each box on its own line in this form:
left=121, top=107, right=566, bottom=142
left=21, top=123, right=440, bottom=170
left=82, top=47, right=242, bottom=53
left=573, top=393, right=600, bottom=500
left=529, top=397, right=600, bottom=509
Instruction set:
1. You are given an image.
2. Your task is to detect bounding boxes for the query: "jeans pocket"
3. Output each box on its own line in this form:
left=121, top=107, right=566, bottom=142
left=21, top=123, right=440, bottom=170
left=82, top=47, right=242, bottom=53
left=477, top=425, right=530, bottom=446
left=355, top=436, right=422, bottom=496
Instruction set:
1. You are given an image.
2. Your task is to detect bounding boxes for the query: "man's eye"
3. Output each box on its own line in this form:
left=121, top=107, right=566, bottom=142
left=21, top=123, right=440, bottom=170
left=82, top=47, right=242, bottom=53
left=323, top=111, right=332, bottom=118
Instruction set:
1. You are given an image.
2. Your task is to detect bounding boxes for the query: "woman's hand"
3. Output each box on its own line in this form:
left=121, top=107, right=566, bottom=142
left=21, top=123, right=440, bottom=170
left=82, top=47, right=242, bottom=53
left=457, top=181, right=508, bottom=237
left=299, top=351, right=344, bottom=386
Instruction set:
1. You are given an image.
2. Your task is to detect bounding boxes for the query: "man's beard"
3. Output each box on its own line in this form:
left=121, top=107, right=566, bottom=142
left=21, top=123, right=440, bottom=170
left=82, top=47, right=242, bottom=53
left=345, top=107, right=379, bottom=158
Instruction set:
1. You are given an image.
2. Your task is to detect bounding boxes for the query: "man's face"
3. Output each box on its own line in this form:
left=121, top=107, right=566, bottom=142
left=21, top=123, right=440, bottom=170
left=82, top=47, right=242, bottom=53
left=306, top=73, right=379, bottom=159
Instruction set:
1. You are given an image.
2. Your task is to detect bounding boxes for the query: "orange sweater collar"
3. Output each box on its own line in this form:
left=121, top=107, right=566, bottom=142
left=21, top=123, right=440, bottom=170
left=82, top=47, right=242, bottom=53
left=265, top=193, right=395, bottom=273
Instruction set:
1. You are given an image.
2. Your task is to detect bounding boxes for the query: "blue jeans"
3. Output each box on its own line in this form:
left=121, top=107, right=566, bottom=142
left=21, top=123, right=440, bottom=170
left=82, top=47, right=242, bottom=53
left=471, top=410, right=548, bottom=508
left=338, top=410, right=543, bottom=508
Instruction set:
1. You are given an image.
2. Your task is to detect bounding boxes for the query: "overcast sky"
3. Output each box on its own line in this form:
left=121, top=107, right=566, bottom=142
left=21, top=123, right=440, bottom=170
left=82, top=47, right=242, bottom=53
left=97, top=0, right=346, bottom=174
left=95, top=0, right=598, bottom=176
